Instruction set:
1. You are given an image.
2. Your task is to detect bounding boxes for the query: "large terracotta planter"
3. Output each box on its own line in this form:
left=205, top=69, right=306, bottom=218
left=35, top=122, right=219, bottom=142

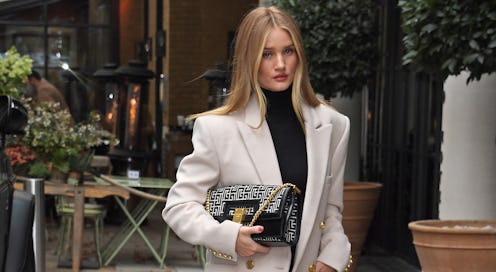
left=342, top=181, right=382, bottom=272
left=409, top=220, right=496, bottom=272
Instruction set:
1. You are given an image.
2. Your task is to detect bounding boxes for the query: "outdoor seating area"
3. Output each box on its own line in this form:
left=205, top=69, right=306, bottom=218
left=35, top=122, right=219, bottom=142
left=44, top=204, right=204, bottom=272
left=2, top=1, right=495, bottom=272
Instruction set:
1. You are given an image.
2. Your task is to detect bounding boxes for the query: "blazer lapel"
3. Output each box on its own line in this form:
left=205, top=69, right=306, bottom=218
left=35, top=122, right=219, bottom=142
left=236, top=95, right=282, bottom=185
left=293, top=103, right=333, bottom=267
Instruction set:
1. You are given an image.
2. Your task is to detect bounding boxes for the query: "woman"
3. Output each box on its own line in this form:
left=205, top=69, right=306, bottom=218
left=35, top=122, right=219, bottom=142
left=162, top=6, right=351, bottom=272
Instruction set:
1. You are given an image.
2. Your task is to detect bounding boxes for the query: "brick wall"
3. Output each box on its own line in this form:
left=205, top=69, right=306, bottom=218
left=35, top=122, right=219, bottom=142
left=119, top=0, right=144, bottom=66
left=166, top=0, right=258, bottom=127
left=120, top=0, right=258, bottom=128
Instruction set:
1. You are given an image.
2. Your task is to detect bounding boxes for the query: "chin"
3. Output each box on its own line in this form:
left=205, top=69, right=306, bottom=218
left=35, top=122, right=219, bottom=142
left=263, top=83, right=291, bottom=92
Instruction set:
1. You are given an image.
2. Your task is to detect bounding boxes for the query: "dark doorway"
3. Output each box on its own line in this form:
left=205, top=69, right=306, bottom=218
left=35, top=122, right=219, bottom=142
left=362, top=0, right=444, bottom=266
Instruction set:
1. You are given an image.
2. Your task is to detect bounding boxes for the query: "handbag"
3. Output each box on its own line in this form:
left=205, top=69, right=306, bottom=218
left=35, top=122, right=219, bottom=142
left=205, top=183, right=303, bottom=246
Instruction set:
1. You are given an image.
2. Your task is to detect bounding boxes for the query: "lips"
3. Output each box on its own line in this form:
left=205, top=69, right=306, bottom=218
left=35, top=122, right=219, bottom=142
left=274, top=74, right=288, bottom=81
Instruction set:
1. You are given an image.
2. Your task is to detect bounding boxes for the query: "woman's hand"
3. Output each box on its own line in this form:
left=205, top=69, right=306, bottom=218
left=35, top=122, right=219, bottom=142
left=316, top=261, right=337, bottom=272
left=235, top=226, right=270, bottom=257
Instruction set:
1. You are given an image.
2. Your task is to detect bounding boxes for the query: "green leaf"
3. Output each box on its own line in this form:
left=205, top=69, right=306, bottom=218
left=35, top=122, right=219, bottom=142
left=488, top=40, right=496, bottom=48
left=477, top=55, right=484, bottom=64
left=421, top=23, right=438, bottom=34
left=402, top=50, right=418, bottom=64
left=463, top=53, right=479, bottom=65
left=441, top=58, right=455, bottom=70
left=469, top=40, right=480, bottom=50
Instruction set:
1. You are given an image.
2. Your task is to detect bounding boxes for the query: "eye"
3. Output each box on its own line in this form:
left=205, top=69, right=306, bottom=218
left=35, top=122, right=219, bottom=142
left=283, top=48, right=295, bottom=55
left=262, top=51, right=272, bottom=58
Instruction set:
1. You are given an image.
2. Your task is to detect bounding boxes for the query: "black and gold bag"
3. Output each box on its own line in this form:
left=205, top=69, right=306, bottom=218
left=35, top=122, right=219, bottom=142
left=205, top=183, right=302, bottom=246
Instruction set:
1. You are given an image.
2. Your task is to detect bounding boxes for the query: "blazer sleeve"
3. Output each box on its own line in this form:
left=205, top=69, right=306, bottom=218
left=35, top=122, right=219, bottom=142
left=317, top=114, right=352, bottom=272
left=162, top=117, right=241, bottom=261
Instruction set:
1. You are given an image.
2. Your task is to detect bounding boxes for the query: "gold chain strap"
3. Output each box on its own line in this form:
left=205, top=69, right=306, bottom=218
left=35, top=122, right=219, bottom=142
left=248, top=183, right=299, bottom=227
left=205, top=189, right=211, bottom=212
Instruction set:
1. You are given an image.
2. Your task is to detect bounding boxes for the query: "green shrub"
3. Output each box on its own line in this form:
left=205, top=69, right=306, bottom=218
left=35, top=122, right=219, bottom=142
left=400, top=0, right=496, bottom=82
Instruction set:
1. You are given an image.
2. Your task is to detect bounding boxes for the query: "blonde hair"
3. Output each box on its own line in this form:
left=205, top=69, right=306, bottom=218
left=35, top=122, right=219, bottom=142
left=192, top=6, right=323, bottom=128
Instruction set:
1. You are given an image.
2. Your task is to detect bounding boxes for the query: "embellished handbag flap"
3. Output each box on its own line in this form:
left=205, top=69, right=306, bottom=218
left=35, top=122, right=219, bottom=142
left=207, top=184, right=293, bottom=223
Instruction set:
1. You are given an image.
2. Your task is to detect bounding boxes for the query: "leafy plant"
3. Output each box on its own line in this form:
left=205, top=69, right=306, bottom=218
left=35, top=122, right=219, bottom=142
left=400, top=0, right=496, bottom=82
left=270, top=0, right=378, bottom=98
left=7, top=98, right=119, bottom=178
left=0, top=46, right=32, bottom=98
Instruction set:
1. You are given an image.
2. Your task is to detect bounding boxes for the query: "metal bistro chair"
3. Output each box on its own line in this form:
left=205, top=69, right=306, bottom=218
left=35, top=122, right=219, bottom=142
left=55, top=155, right=112, bottom=267
left=55, top=198, right=106, bottom=266
left=93, top=174, right=204, bottom=268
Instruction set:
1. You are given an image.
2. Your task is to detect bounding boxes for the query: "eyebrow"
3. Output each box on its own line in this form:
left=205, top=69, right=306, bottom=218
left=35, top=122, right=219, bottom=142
left=263, top=44, right=295, bottom=50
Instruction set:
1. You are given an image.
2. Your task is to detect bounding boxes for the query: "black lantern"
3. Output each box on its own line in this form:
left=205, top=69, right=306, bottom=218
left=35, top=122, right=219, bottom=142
left=202, top=65, right=229, bottom=109
left=93, top=63, right=120, bottom=135
left=107, top=60, right=154, bottom=176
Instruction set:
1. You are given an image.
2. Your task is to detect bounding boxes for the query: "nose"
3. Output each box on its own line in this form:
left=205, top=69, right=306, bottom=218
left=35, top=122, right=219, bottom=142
left=275, top=53, right=285, bottom=70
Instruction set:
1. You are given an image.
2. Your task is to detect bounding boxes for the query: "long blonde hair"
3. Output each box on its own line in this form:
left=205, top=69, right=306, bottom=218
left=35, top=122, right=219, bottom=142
left=192, top=6, right=323, bottom=128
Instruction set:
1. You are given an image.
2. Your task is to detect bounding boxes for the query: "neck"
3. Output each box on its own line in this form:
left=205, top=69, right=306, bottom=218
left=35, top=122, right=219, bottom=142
left=261, top=85, right=292, bottom=94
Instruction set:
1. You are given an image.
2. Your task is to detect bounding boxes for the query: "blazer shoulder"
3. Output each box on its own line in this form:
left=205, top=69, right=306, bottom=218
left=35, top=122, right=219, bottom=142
left=316, top=103, right=350, bottom=127
left=194, top=113, right=242, bottom=136
left=195, top=113, right=240, bottom=126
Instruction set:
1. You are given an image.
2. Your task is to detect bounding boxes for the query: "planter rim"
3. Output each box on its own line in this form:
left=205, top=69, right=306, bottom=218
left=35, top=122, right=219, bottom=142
left=409, top=219, right=496, bottom=234
left=16, top=175, right=45, bottom=181
left=344, top=181, right=382, bottom=190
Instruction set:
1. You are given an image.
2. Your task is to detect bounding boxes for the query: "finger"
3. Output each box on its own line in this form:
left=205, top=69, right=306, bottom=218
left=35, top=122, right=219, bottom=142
left=243, top=225, right=264, bottom=235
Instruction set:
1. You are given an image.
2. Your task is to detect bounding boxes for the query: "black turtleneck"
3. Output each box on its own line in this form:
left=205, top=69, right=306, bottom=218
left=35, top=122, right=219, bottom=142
left=262, top=87, right=308, bottom=195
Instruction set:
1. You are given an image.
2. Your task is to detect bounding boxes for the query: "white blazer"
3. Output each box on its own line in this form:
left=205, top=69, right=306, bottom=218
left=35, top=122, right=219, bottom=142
left=162, top=94, right=351, bottom=272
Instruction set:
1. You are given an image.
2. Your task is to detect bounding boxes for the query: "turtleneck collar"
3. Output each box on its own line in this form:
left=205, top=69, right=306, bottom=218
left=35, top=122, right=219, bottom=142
left=261, top=85, right=292, bottom=111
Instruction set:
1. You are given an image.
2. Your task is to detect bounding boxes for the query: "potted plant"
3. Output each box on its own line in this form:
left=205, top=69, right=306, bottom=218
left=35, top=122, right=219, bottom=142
left=409, top=220, right=496, bottom=271
left=341, top=181, right=382, bottom=272
left=270, top=0, right=379, bottom=98
left=6, top=99, right=118, bottom=180
left=400, top=1, right=496, bottom=270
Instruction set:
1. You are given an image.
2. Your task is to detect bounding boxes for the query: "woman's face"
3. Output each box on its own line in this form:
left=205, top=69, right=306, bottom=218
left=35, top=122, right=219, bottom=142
left=258, top=27, right=298, bottom=92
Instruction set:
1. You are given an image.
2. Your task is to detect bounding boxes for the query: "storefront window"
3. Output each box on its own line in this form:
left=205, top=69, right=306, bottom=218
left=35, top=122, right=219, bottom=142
left=0, top=2, right=43, bottom=22
left=0, top=0, right=117, bottom=121
left=47, top=1, right=89, bottom=24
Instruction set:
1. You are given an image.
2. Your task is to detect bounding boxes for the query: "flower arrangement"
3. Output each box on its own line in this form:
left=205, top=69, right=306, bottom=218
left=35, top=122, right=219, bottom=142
left=1, top=46, right=117, bottom=179
left=4, top=144, right=50, bottom=178
left=0, top=46, right=33, bottom=98
left=6, top=98, right=119, bottom=178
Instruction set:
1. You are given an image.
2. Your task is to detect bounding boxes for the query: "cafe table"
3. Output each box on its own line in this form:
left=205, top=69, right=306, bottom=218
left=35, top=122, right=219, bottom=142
left=14, top=178, right=130, bottom=272
left=93, top=175, right=173, bottom=268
